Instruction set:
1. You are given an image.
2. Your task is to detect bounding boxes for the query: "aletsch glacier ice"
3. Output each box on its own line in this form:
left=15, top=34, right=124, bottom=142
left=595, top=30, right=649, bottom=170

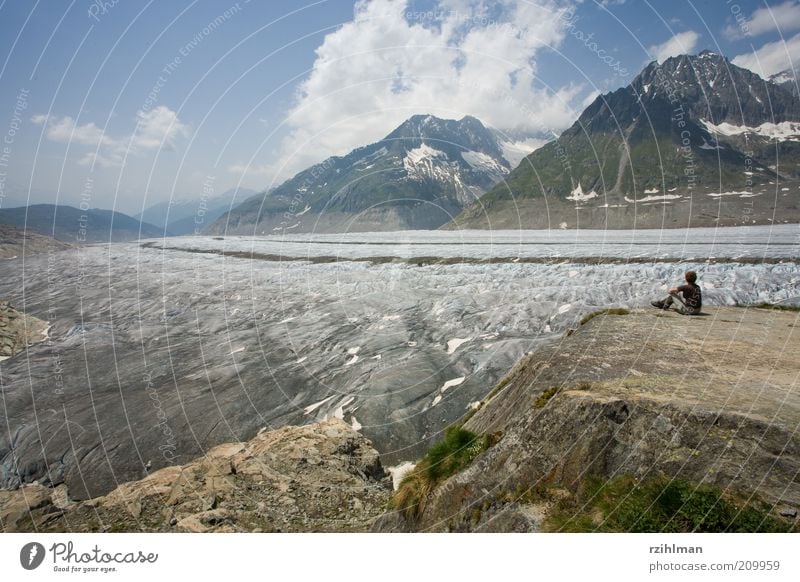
left=153, top=224, right=800, bottom=261
left=0, top=225, right=798, bottom=498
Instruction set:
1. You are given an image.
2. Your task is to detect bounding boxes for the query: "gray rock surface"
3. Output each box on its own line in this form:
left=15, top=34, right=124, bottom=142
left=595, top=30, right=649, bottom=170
left=375, top=307, right=800, bottom=532
left=0, top=301, right=48, bottom=359
left=1, top=418, right=390, bottom=532
left=0, top=224, right=72, bottom=259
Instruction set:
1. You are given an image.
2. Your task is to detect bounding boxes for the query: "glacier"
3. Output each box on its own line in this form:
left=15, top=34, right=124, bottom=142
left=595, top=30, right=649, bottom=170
left=0, top=224, right=798, bottom=498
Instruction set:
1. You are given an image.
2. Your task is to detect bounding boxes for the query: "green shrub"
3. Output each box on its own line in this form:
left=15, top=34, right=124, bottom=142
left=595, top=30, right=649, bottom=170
left=534, top=386, right=562, bottom=408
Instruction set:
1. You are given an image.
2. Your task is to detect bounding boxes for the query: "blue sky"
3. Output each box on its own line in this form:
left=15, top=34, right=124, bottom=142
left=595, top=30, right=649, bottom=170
left=1, top=0, right=798, bottom=214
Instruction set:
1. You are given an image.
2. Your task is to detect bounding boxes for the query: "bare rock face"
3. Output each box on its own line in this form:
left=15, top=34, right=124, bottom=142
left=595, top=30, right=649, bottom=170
left=0, top=224, right=72, bottom=259
left=0, top=301, right=49, bottom=359
left=375, top=307, right=800, bottom=532
left=1, top=419, right=391, bottom=532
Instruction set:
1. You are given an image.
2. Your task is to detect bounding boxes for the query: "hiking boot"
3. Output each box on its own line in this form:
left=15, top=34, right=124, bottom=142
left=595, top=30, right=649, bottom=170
left=651, top=300, right=668, bottom=310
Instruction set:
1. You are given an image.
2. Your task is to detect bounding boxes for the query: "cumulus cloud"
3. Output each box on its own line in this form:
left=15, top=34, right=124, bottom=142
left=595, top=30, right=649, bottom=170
left=732, top=31, right=800, bottom=78
left=647, top=31, right=700, bottom=63
left=233, top=0, right=580, bottom=183
left=32, top=115, right=113, bottom=146
left=724, top=0, right=800, bottom=40
left=32, top=105, right=189, bottom=168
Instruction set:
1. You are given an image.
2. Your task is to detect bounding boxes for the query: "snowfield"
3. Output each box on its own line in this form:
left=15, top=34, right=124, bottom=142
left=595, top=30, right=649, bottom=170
left=1, top=225, right=798, bottom=496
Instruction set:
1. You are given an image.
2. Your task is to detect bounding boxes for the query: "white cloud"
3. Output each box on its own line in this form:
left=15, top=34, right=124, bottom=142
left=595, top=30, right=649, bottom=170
left=130, top=106, right=189, bottom=151
left=239, top=0, right=579, bottom=184
left=32, top=105, right=189, bottom=168
left=581, top=89, right=601, bottom=108
left=732, top=32, right=800, bottom=78
left=32, top=114, right=113, bottom=146
left=724, top=1, right=800, bottom=40
left=647, top=31, right=700, bottom=64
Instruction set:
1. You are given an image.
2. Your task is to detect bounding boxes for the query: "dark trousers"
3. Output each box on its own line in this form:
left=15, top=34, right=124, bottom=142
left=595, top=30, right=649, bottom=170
left=662, top=292, right=700, bottom=315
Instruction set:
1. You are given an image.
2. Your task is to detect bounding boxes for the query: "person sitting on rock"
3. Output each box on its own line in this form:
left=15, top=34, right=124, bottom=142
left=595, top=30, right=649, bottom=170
left=651, top=270, right=702, bottom=315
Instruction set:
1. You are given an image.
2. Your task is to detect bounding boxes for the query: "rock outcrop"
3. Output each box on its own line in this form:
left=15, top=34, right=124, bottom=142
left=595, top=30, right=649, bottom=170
left=0, top=224, right=72, bottom=259
left=1, top=419, right=391, bottom=532
left=0, top=301, right=49, bottom=360
left=375, top=307, right=800, bottom=532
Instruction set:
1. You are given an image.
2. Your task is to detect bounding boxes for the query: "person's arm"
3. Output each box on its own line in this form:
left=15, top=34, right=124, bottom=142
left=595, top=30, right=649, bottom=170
left=672, top=284, right=688, bottom=296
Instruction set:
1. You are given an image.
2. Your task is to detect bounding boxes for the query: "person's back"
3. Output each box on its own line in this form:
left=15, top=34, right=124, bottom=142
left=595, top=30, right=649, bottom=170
left=676, top=280, right=702, bottom=311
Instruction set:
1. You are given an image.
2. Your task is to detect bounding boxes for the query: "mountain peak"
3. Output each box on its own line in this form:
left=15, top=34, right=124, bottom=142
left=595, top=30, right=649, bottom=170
left=452, top=48, right=800, bottom=231
left=212, top=113, right=516, bottom=233
left=628, top=50, right=799, bottom=126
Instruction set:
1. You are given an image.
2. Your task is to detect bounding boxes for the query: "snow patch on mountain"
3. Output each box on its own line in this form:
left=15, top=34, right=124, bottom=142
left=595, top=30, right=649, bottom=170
left=403, top=143, right=454, bottom=182
left=701, top=119, right=800, bottom=141
left=624, top=194, right=683, bottom=203
left=461, top=150, right=507, bottom=175
left=498, top=137, right=548, bottom=167
left=567, top=183, right=599, bottom=202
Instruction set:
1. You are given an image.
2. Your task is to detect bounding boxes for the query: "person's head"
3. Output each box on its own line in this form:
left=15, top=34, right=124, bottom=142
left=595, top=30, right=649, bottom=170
left=685, top=270, right=697, bottom=284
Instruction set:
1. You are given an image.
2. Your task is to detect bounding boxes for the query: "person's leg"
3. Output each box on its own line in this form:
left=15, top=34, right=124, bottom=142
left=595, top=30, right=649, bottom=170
left=651, top=295, right=674, bottom=309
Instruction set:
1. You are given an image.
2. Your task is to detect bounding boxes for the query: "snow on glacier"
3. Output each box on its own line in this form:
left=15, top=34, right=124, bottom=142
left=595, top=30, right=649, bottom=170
left=3, top=225, right=799, bottom=463
left=151, top=224, right=800, bottom=261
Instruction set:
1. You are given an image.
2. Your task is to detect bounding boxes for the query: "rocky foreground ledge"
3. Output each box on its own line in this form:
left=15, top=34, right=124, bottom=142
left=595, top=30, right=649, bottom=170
left=375, top=306, right=800, bottom=532
left=2, top=307, right=799, bottom=533
left=1, top=419, right=390, bottom=532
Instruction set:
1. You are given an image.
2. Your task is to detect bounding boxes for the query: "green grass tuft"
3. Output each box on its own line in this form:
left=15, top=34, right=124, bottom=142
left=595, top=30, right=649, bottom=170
left=580, top=308, right=630, bottom=326
left=390, top=426, right=501, bottom=519
left=745, top=303, right=800, bottom=312
left=534, top=386, right=562, bottom=408
left=544, top=474, right=797, bottom=533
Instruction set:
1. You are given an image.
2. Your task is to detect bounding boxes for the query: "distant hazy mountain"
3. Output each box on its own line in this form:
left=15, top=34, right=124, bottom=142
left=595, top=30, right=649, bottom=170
left=450, top=51, right=800, bottom=230
left=0, top=204, right=163, bottom=243
left=137, top=187, right=257, bottom=235
left=210, top=115, right=522, bottom=234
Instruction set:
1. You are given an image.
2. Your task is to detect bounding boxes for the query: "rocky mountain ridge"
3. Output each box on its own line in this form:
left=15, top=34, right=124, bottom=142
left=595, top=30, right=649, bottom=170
left=0, top=204, right=164, bottom=243
left=449, top=51, right=800, bottom=230
left=209, top=115, right=518, bottom=234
